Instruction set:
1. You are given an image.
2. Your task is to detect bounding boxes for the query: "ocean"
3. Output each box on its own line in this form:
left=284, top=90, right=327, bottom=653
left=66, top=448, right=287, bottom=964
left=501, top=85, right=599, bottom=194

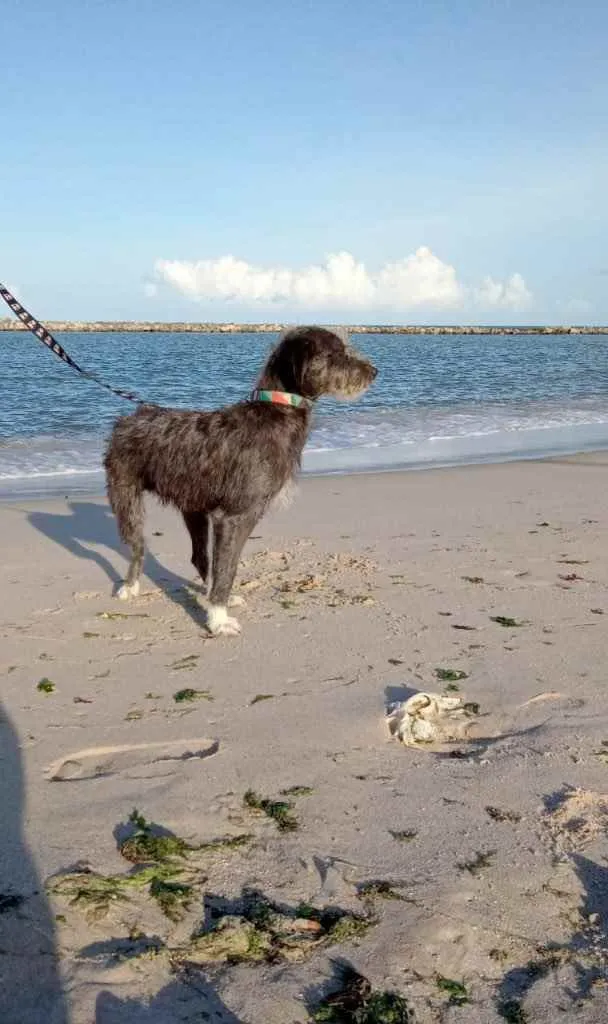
left=2, top=329, right=608, bottom=498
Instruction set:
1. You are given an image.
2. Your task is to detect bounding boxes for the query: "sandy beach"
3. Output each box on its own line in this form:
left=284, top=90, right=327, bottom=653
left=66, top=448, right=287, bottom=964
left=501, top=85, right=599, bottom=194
left=2, top=454, right=608, bottom=1023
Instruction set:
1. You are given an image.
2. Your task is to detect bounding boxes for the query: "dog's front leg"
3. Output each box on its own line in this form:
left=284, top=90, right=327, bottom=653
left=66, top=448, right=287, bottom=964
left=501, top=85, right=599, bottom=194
left=206, top=513, right=258, bottom=636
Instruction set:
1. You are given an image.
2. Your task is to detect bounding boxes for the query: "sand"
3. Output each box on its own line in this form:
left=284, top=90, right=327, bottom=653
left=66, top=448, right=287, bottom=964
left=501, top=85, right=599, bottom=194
left=1, top=453, right=608, bottom=1023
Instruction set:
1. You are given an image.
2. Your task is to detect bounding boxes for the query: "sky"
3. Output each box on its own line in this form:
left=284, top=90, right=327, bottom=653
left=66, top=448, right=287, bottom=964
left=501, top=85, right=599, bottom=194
left=1, top=0, right=607, bottom=325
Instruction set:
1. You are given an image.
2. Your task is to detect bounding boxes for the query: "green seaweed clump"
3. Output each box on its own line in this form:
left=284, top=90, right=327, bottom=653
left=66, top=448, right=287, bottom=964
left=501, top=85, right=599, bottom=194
left=178, top=890, right=375, bottom=968
left=436, top=975, right=469, bottom=1005
left=173, top=687, right=213, bottom=702
left=281, top=785, right=314, bottom=797
left=243, top=789, right=299, bottom=832
left=186, top=918, right=273, bottom=965
left=149, top=876, right=193, bottom=921
left=312, top=965, right=413, bottom=1023
left=49, top=871, right=130, bottom=922
left=435, top=668, right=468, bottom=682
left=198, top=834, right=253, bottom=852
left=490, top=616, right=525, bottom=628
left=357, top=880, right=407, bottom=902
left=119, top=810, right=191, bottom=864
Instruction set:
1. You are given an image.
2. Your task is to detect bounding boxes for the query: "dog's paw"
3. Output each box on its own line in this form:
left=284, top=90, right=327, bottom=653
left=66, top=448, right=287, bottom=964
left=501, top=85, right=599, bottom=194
left=205, top=604, right=242, bottom=637
left=116, top=580, right=140, bottom=600
left=210, top=617, right=242, bottom=637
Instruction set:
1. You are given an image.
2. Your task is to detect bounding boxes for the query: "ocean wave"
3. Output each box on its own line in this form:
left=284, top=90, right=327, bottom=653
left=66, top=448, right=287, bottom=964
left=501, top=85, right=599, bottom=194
left=2, top=402, right=608, bottom=494
left=0, top=466, right=103, bottom=481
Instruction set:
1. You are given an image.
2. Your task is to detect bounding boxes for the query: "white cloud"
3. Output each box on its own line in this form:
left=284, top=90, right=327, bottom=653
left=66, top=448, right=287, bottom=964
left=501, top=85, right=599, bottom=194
left=375, top=248, right=463, bottom=307
left=474, top=273, right=532, bottom=311
left=154, top=248, right=531, bottom=313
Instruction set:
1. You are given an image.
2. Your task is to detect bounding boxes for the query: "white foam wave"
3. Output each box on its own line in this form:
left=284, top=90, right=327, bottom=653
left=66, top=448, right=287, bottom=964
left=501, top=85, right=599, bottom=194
left=2, top=397, right=608, bottom=495
left=0, top=467, right=103, bottom=481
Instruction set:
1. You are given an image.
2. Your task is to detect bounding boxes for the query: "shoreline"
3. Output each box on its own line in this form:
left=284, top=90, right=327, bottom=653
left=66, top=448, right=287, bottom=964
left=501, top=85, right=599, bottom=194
left=2, top=441, right=608, bottom=504
left=2, top=319, right=608, bottom=334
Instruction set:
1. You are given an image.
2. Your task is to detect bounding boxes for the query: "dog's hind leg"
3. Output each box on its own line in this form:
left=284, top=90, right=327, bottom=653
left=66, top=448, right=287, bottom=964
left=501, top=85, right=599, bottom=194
left=206, top=513, right=258, bottom=636
left=107, top=469, right=145, bottom=600
left=183, top=511, right=211, bottom=594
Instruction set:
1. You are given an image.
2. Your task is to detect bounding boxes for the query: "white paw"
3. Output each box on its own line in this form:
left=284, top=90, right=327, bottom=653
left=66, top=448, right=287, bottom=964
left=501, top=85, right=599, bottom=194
left=206, top=604, right=242, bottom=637
left=211, top=617, right=242, bottom=637
left=116, top=580, right=140, bottom=601
left=228, top=594, right=246, bottom=608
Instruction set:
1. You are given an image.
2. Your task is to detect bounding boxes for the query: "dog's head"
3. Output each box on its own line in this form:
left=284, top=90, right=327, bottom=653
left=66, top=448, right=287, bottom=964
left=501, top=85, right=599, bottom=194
left=259, top=326, right=377, bottom=401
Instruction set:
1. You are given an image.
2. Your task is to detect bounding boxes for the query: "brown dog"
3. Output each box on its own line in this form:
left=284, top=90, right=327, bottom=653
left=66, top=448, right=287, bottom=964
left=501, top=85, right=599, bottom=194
left=104, top=326, right=377, bottom=635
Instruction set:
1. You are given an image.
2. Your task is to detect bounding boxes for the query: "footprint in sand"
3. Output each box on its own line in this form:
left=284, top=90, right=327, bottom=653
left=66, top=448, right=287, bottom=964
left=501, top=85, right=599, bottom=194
left=542, top=786, right=608, bottom=853
left=45, top=737, right=219, bottom=782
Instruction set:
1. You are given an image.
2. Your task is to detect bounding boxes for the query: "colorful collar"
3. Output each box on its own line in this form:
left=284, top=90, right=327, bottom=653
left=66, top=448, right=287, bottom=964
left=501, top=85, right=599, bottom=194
left=250, top=389, right=313, bottom=409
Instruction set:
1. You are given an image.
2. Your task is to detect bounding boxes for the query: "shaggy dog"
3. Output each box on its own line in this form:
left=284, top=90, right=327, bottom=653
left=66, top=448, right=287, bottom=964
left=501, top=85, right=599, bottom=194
left=104, top=326, right=377, bottom=636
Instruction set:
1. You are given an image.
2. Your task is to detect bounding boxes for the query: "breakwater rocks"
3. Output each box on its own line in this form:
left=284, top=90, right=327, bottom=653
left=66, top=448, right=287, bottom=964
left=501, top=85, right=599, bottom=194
left=1, top=319, right=607, bottom=334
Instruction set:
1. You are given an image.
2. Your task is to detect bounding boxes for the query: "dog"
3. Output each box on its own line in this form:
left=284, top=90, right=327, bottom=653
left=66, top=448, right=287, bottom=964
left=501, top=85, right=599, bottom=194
left=104, top=326, right=377, bottom=636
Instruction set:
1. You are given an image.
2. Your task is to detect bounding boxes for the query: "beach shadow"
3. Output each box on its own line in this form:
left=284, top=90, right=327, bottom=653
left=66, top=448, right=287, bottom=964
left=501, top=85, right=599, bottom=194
left=0, top=702, right=69, bottom=1024
left=27, top=500, right=209, bottom=628
left=384, top=683, right=419, bottom=706
left=199, top=885, right=363, bottom=935
left=496, top=831, right=608, bottom=1017
left=303, top=958, right=413, bottom=1021
left=303, top=957, right=369, bottom=1019
left=572, top=853, right=608, bottom=937
left=429, top=722, right=552, bottom=762
left=95, top=972, right=243, bottom=1023
left=27, top=499, right=177, bottom=588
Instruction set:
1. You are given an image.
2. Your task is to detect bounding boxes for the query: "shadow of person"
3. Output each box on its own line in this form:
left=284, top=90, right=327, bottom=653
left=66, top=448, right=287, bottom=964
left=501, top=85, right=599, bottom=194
left=496, top=851, right=608, bottom=1016
left=27, top=500, right=208, bottom=628
left=95, top=972, right=243, bottom=1023
left=0, top=702, right=69, bottom=1024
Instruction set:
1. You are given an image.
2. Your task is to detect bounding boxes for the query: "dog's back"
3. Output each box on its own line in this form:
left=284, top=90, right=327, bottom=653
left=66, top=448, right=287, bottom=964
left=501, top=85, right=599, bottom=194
left=105, top=400, right=308, bottom=518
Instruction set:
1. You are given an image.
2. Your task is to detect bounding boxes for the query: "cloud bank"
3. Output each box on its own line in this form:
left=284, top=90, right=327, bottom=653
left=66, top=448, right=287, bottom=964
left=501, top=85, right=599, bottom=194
left=154, top=247, right=532, bottom=312
left=473, top=273, right=531, bottom=310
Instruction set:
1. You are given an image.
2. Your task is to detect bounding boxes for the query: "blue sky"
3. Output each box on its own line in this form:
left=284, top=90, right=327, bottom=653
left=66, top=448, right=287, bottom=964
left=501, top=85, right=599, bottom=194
left=1, top=0, right=606, bottom=324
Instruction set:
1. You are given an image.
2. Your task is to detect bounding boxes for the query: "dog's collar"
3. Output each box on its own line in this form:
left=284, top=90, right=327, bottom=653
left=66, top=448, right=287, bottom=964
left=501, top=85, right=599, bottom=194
left=250, top=389, right=313, bottom=409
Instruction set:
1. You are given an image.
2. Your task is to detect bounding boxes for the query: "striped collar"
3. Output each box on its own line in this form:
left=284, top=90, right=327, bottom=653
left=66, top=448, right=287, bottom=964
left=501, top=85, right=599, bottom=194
left=250, top=389, right=313, bottom=409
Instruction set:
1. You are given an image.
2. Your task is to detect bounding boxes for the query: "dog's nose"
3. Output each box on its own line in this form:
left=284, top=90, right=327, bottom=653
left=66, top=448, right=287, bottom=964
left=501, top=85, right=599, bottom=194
left=371, top=365, right=378, bottom=379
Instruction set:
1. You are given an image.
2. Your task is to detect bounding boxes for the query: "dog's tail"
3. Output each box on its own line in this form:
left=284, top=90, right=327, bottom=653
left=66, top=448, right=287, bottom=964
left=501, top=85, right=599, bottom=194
left=104, top=447, right=145, bottom=550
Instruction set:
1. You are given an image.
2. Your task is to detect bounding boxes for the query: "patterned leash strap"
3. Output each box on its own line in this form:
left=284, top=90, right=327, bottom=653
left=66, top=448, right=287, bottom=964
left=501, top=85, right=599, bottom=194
left=0, top=281, right=142, bottom=403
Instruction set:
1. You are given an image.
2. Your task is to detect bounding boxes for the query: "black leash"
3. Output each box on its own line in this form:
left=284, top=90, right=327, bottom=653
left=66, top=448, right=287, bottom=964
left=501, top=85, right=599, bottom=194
left=0, top=282, right=143, bottom=403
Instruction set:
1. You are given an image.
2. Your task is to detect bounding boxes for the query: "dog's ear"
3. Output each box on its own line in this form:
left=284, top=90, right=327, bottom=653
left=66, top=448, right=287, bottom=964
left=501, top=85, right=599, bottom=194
left=259, top=332, right=301, bottom=393
left=295, top=348, right=338, bottom=398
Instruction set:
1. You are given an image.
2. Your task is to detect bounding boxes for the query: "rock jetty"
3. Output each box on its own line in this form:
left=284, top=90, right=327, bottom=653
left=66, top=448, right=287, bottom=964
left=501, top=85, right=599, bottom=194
left=0, top=319, right=606, bottom=335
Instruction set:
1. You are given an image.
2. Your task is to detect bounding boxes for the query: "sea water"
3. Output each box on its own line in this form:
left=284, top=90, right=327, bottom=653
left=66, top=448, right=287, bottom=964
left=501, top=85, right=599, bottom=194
left=2, top=330, right=608, bottom=497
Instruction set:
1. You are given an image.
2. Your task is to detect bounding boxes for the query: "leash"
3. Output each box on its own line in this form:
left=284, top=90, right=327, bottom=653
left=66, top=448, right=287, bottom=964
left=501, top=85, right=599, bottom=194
left=0, top=282, right=143, bottom=403
left=1, top=282, right=314, bottom=411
